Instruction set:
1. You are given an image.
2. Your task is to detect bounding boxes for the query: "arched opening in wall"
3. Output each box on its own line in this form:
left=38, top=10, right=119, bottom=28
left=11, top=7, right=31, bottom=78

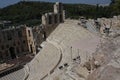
left=42, top=31, right=46, bottom=41
left=59, top=3, right=62, bottom=13
left=30, top=45, right=33, bottom=53
left=9, top=47, right=16, bottom=59
left=60, top=14, right=63, bottom=22
left=49, top=15, right=52, bottom=24
left=0, top=52, right=3, bottom=63
left=54, top=14, right=58, bottom=23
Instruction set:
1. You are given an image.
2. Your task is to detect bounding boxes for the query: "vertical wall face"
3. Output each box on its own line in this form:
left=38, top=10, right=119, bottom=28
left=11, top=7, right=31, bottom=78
left=54, top=14, right=58, bottom=23
left=0, top=26, right=36, bottom=62
left=38, top=2, right=66, bottom=46
left=25, top=27, right=36, bottom=55
left=42, top=2, right=65, bottom=26
left=54, top=2, right=63, bottom=14
left=54, top=2, right=65, bottom=23
left=62, top=10, right=66, bottom=21
left=42, top=13, right=49, bottom=25
left=42, top=15, right=46, bottom=25
left=48, top=13, right=53, bottom=24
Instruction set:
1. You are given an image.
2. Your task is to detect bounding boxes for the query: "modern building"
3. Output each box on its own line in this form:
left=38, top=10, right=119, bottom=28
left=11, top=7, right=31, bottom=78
left=0, top=25, right=36, bottom=63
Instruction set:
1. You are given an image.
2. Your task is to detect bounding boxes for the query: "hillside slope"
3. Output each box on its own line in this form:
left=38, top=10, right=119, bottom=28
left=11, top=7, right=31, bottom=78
left=0, top=1, right=54, bottom=26
left=0, top=1, right=97, bottom=26
left=0, top=1, right=119, bottom=26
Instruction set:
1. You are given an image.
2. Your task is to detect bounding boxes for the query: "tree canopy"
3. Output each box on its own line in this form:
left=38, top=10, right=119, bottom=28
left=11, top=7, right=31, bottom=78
left=0, top=1, right=120, bottom=26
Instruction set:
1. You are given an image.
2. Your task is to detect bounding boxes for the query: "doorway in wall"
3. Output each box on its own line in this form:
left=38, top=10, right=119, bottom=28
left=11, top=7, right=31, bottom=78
left=30, top=45, right=33, bottom=53
left=9, top=47, right=16, bottom=59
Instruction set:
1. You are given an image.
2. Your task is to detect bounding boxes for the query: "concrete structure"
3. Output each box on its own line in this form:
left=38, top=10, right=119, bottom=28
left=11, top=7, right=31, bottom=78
left=0, top=25, right=36, bottom=63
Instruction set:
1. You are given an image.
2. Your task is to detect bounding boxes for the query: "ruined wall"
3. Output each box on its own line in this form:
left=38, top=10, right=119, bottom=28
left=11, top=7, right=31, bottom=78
left=0, top=26, right=36, bottom=62
left=83, top=15, right=120, bottom=36
left=25, top=27, right=36, bottom=55
left=97, top=16, right=120, bottom=35
left=33, top=2, right=66, bottom=49
left=32, top=25, right=45, bottom=51
left=41, top=2, right=65, bottom=38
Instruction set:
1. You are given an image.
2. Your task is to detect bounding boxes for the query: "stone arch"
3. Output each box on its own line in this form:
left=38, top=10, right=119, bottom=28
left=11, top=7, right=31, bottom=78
left=42, top=31, right=47, bottom=41
left=9, top=47, right=16, bottom=59
left=60, top=14, right=63, bottom=22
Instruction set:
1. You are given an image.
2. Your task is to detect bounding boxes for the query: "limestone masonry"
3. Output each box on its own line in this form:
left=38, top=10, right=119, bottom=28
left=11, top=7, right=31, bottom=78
left=1, top=2, right=120, bottom=80
left=0, top=25, right=36, bottom=63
